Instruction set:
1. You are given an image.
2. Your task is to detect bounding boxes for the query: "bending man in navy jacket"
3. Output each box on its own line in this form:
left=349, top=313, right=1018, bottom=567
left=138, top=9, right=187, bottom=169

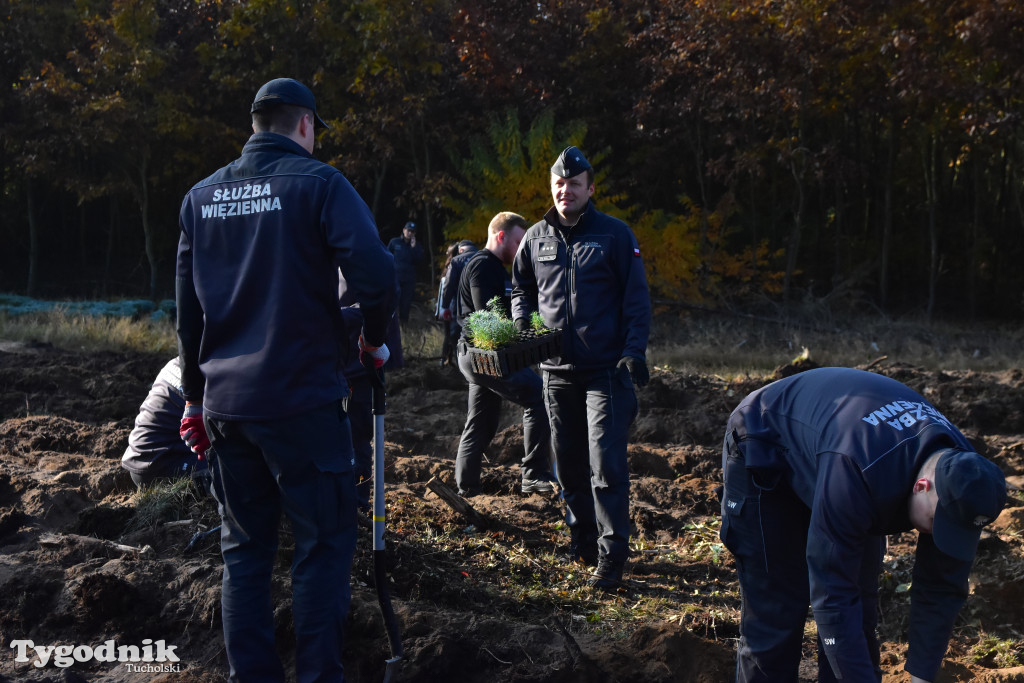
left=721, top=367, right=1006, bottom=683
left=176, top=78, right=394, bottom=683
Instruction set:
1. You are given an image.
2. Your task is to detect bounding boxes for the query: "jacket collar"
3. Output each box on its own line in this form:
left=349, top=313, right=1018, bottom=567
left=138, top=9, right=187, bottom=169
left=241, top=132, right=313, bottom=158
left=544, top=199, right=594, bottom=233
left=540, top=198, right=598, bottom=233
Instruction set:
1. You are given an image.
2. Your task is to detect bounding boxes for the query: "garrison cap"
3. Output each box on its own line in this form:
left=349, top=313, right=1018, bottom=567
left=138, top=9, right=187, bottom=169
left=551, top=146, right=592, bottom=179
left=251, top=78, right=330, bottom=129
left=932, top=448, right=1007, bottom=561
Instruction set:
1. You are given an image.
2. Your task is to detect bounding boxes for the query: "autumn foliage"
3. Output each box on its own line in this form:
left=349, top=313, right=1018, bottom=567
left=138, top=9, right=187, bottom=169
left=3, top=0, right=1024, bottom=319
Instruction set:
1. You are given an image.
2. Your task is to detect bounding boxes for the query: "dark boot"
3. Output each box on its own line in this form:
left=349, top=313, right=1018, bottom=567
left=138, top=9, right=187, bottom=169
left=568, top=530, right=598, bottom=567
left=588, top=556, right=625, bottom=591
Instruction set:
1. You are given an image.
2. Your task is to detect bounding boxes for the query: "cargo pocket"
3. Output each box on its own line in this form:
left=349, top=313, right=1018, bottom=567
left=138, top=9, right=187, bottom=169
left=720, top=449, right=750, bottom=550
left=815, top=610, right=845, bottom=679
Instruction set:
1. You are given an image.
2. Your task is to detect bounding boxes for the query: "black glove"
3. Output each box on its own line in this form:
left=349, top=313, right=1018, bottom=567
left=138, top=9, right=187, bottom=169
left=514, top=317, right=531, bottom=333
left=617, top=355, right=649, bottom=388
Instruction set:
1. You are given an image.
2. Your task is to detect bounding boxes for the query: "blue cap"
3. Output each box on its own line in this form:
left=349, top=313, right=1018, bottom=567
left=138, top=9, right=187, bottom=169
left=251, top=78, right=329, bottom=129
left=932, top=449, right=1006, bottom=561
left=551, top=146, right=592, bottom=178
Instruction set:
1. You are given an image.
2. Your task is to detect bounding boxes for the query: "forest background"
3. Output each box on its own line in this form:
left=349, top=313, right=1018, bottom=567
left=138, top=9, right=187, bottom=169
left=3, top=0, right=1024, bottom=322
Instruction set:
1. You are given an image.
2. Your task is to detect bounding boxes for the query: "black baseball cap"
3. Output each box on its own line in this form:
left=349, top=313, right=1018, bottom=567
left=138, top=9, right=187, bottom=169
left=551, top=146, right=592, bottom=179
left=404, top=221, right=417, bottom=231
left=251, top=78, right=329, bottom=129
left=932, top=449, right=1006, bottom=561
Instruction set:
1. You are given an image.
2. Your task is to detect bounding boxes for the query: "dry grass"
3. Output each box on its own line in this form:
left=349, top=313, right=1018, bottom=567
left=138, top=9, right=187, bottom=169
left=0, top=309, right=178, bottom=354
left=126, top=477, right=208, bottom=532
left=648, top=309, right=1024, bottom=377
left=4, top=304, right=1022, bottom=377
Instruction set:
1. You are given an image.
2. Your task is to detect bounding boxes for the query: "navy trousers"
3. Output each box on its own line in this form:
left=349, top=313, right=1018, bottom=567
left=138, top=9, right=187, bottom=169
left=720, top=434, right=883, bottom=682
left=396, top=276, right=415, bottom=322
left=207, top=401, right=358, bottom=683
left=544, top=366, right=637, bottom=565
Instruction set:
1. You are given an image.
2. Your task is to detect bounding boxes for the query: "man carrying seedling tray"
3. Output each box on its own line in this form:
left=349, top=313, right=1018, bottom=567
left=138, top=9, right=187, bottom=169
left=455, top=212, right=556, bottom=497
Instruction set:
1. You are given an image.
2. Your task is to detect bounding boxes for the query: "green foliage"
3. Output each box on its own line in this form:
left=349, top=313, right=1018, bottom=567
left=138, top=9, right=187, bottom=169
left=463, top=297, right=518, bottom=350
left=446, top=110, right=787, bottom=304
left=443, top=109, right=588, bottom=243
left=530, top=311, right=548, bottom=332
left=970, top=635, right=1022, bottom=669
left=7, top=1, right=1024, bottom=316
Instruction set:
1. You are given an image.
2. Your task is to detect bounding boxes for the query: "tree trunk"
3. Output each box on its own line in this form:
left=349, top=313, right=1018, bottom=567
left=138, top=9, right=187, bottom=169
left=371, top=161, right=388, bottom=225
left=879, top=124, right=895, bottom=311
left=103, top=197, right=119, bottom=298
left=924, top=136, right=939, bottom=322
left=79, top=203, right=88, bottom=290
left=749, top=174, right=759, bottom=280
left=968, top=159, right=981, bottom=320
left=25, top=179, right=39, bottom=298
left=408, top=119, right=437, bottom=281
left=135, top=152, right=159, bottom=300
left=783, top=152, right=806, bottom=307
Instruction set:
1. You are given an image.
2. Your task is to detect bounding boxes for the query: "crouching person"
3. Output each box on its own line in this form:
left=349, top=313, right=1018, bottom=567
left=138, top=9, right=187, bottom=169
left=121, top=357, right=208, bottom=487
left=721, top=366, right=1007, bottom=683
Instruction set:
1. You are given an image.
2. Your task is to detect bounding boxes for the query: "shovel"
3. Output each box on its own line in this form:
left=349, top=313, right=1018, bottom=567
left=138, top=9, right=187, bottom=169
left=365, top=362, right=403, bottom=681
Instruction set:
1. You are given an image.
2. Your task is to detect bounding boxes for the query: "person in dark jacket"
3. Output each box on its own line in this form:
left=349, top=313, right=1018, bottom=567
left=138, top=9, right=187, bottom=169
left=388, top=220, right=424, bottom=322
left=176, top=77, right=395, bottom=683
left=339, top=276, right=403, bottom=512
left=511, top=146, right=651, bottom=590
left=121, top=357, right=207, bottom=487
left=438, top=239, right=478, bottom=366
left=721, top=367, right=1007, bottom=683
left=455, top=212, right=554, bottom=496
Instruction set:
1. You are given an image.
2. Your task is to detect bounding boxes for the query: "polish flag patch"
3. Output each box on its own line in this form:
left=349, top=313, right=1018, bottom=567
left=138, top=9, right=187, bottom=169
left=633, top=247, right=641, bottom=257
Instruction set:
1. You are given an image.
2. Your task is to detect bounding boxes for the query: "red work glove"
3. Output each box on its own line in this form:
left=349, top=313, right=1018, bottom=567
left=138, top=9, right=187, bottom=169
left=440, top=308, right=453, bottom=321
left=359, top=334, right=390, bottom=371
left=180, top=402, right=211, bottom=455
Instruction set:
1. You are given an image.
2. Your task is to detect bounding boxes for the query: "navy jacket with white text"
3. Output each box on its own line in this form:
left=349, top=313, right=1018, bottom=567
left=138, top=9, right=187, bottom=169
left=726, top=367, right=976, bottom=682
left=176, top=132, right=395, bottom=421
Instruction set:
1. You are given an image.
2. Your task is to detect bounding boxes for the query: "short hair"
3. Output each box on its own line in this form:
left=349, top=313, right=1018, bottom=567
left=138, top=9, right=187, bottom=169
left=488, top=212, right=527, bottom=236
left=252, top=104, right=311, bottom=134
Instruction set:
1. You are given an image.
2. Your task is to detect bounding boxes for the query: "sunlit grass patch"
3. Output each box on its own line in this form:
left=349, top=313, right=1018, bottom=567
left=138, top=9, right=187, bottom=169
left=0, top=307, right=177, bottom=354
left=648, top=310, right=1024, bottom=375
left=970, top=635, right=1023, bottom=668
left=126, top=477, right=208, bottom=532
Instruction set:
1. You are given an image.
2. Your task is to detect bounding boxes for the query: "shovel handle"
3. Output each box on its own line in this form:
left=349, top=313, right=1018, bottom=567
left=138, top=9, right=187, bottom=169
left=361, top=356, right=386, bottom=415
left=364, top=361, right=402, bottom=669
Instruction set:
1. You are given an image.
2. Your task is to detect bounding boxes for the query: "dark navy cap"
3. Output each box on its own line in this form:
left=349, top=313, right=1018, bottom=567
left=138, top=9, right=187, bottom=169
left=458, top=239, right=475, bottom=248
left=932, top=449, right=1006, bottom=561
left=404, top=221, right=417, bottom=232
left=251, top=78, right=329, bottom=128
left=551, top=146, right=592, bottom=179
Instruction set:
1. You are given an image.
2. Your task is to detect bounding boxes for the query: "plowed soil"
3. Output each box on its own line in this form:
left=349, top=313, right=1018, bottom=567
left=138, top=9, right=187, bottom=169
left=1, top=341, right=1022, bottom=682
